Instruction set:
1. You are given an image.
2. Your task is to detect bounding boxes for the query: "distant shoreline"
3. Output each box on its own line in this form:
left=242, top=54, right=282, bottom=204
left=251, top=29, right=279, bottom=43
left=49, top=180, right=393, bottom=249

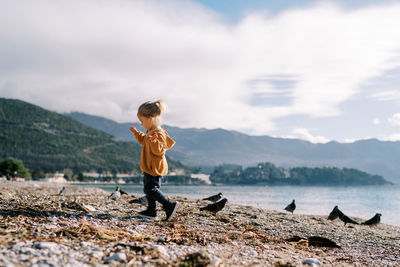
left=67, top=181, right=396, bottom=187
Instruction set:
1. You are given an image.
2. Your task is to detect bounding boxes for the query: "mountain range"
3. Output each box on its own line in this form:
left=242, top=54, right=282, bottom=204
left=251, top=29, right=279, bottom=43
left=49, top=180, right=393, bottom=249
left=66, top=112, right=400, bottom=183
left=0, top=98, right=189, bottom=175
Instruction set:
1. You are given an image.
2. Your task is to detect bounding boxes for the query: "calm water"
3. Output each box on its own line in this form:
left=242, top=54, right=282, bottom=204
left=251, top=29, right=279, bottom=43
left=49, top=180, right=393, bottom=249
left=73, top=184, right=400, bottom=226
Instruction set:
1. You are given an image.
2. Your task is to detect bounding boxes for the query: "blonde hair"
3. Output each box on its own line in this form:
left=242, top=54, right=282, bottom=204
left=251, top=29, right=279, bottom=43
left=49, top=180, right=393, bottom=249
left=137, top=100, right=165, bottom=127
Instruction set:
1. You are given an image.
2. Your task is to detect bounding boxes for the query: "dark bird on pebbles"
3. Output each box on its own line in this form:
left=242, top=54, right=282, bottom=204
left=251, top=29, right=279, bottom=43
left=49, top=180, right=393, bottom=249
left=328, top=206, right=358, bottom=225
left=203, top=192, right=223, bottom=202
left=109, top=187, right=121, bottom=200
left=338, top=211, right=359, bottom=226
left=284, top=199, right=296, bottom=213
left=327, top=206, right=341, bottom=221
left=115, top=186, right=128, bottom=195
left=362, top=213, right=381, bottom=228
left=200, top=198, right=228, bottom=214
left=58, top=186, right=66, bottom=196
left=58, top=186, right=66, bottom=201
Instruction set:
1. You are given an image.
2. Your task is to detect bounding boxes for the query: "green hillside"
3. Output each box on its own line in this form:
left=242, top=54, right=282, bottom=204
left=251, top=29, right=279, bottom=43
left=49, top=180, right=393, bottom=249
left=0, top=98, right=187, bottom=175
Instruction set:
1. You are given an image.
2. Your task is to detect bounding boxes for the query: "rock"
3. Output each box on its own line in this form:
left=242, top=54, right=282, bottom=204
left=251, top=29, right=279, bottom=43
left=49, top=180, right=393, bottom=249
left=67, top=258, right=88, bottom=267
left=104, top=252, right=127, bottom=262
left=152, top=245, right=169, bottom=259
left=247, top=248, right=258, bottom=257
left=82, top=203, right=96, bottom=212
left=91, top=250, right=104, bottom=259
left=80, top=242, right=93, bottom=247
left=0, top=255, right=15, bottom=267
left=209, top=255, right=222, bottom=267
left=302, top=258, right=322, bottom=266
left=179, top=250, right=210, bottom=267
left=125, top=229, right=138, bottom=235
left=33, top=242, right=58, bottom=250
left=136, top=225, right=147, bottom=231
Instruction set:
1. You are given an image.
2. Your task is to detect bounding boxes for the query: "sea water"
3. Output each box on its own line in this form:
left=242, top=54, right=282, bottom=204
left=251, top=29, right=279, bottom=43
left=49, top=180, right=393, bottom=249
left=73, top=183, right=400, bottom=226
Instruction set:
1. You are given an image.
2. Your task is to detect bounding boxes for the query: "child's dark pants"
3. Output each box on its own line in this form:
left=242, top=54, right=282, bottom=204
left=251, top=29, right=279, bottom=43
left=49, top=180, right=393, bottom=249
left=143, top=172, right=171, bottom=211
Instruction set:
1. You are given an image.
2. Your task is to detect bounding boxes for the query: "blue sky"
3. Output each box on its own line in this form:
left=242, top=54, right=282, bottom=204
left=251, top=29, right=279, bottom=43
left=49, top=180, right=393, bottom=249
left=194, top=0, right=313, bottom=20
left=1, top=0, right=400, bottom=143
left=195, top=0, right=397, bottom=21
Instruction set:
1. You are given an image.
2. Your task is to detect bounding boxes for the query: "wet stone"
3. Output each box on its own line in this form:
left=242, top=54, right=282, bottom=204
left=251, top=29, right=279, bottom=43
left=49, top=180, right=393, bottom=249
left=33, top=242, right=59, bottom=250
left=104, top=252, right=127, bottom=262
left=302, top=258, right=322, bottom=266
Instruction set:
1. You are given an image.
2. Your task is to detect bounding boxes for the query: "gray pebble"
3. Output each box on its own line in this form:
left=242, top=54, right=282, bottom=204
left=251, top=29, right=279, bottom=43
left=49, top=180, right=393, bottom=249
left=80, top=242, right=93, bottom=247
left=104, top=252, right=127, bottom=262
left=34, top=242, right=58, bottom=250
left=91, top=251, right=104, bottom=259
left=125, top=229, right=138, bottom=235
left=302, top=258, right=322, bottom=266
left=152, top=245, right=169, bottom=259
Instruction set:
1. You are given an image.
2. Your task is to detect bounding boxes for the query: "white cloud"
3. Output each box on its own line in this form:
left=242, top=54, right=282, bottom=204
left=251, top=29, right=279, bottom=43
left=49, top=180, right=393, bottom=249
left=371, top=90, right=400, bottom=102
left=291, top=128, right=330, bottom=143
left=1, top=0, right=400, bottom=136
left=343, top=136, right=373, bottom=143
left=382, top=134, right=400, bottom=141
left=281, top=128, right=330, bottom=143
left=373, top=118, right=380, bottom=125
left=388, top=113, right=400, bottom=126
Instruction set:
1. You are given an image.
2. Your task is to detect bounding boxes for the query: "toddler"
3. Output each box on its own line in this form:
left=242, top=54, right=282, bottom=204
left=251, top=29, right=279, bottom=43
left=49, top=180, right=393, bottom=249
left=130, top=100, right=178, bottom=221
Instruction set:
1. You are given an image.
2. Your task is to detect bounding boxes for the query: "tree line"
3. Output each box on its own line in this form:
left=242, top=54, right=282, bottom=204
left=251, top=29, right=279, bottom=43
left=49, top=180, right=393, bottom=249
left=210, top=162, right=391, bottom=186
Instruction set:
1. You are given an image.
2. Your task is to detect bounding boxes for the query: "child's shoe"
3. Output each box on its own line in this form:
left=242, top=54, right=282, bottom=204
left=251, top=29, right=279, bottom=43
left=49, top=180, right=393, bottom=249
left=137, top=209, right=157, bottom=219
left=165, top=201, right=179, bottom=221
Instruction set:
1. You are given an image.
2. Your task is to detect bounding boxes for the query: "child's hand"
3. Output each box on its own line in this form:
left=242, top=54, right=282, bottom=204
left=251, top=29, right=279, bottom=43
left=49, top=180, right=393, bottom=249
left=149, top=132, right=158, bottom=143
left=129, top=126, right=137, bottom=133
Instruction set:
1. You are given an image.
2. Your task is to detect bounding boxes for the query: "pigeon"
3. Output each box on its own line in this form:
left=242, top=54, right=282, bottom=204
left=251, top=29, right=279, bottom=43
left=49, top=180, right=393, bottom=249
left=338, top=211, right=359, bottom=226
left=327, top=206, right=341, bottom=221
left=109, top=187, right=121, bottom=200
left=200, top=198, right=228, bottom=214
left=115, top=186, right=128, bottom=195
left=129, top=195, right=148, bottom=205
left=284, top=199, right=296, bottom=213
left=58, top=186, right=66, bottom=196
left=328, top=206, right=358, bottom=225
left=58, top=186, right=66, bottom=201
left=362, top=213, right=381, bottom=228
left=202, top=192, right=223, bottom=202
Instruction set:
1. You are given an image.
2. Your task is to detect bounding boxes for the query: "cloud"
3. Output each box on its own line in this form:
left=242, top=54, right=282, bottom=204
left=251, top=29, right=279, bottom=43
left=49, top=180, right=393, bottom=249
left=1, top=0, right=400, bottom=137
left=371, top=90, right=400, bottom=102
left=291, top=128, right=330, bottom=143
left=280, top=128, right=330, bottom=143
left=388, top=113, right=400, bottom=126
left=382, top=134, right=400, bottom=142
left=343, top=136, right=373, bottom=143
left=373, top=118, right=380, bottom=125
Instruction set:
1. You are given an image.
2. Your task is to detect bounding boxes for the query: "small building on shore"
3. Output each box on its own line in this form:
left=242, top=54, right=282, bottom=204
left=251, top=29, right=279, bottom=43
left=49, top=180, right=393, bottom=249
left=190, top=173, right=211, bottom=184
left=43, top=172, right=67, bottom=183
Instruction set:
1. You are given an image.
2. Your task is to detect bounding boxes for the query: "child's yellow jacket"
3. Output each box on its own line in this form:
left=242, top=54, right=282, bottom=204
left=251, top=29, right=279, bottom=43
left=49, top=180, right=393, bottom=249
left=133, top=127, right=175, bottom=177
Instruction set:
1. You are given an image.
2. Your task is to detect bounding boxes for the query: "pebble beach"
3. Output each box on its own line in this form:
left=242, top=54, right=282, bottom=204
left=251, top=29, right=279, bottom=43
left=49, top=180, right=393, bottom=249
left=0, top=181, right=399, bottom=267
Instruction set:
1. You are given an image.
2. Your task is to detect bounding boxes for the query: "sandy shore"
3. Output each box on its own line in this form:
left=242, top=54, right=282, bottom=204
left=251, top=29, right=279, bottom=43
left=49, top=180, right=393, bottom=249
left=0, top=181, right=399, bottom=266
